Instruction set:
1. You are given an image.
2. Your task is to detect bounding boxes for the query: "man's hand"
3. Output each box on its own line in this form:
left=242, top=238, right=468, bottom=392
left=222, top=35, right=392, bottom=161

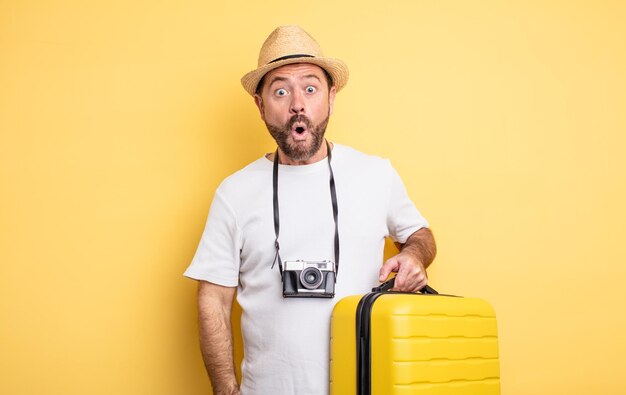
left=379, top=251, right=428, bottom=292
left=378, top=228, right=436, bottom=292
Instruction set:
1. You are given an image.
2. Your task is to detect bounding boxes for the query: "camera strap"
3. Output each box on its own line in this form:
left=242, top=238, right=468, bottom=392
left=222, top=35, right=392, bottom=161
left=271, top=140, right=340, bottom=281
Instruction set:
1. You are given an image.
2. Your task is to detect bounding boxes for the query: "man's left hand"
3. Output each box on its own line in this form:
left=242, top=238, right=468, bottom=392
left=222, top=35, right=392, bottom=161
left=378, top=228, right=436, bottom=292
left=378, top=252, right=428, bottom=292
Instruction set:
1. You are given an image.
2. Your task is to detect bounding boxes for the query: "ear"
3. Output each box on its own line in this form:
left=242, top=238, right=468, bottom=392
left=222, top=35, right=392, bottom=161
left=254, top=94, right=265, bottom=120
left=328, top=86, right=337, bottom=116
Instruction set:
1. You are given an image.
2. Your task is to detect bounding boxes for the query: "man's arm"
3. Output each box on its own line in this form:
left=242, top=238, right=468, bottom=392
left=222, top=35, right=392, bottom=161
left=198, top=281, right=240, bottom=395
left=378, top=227, right=437, bottom=292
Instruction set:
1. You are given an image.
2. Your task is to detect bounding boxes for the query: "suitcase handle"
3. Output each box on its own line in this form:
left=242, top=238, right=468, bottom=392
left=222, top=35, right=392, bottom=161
left=372, top=277, right=439, bottom=294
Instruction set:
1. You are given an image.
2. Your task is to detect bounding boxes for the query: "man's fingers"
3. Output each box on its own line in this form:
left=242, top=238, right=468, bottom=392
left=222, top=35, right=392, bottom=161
left=413, top=276, right=428, bottom=293
left=393, top=264, right=409, bottom=290
left=394, top=260, right=427, bottom=292
left=379, top=259, right=399, bottom=282
left=419, top=278, right=429, bottom=292
left=381, top=256, right=429, bottom=292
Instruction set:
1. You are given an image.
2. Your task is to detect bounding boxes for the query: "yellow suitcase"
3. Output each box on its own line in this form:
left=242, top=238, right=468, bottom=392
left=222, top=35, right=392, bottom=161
left=330, top=279, right=500, bottom=395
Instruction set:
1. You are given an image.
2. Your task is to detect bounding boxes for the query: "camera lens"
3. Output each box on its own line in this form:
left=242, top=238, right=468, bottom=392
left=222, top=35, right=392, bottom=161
left=300, top=267, right=323, bottom=290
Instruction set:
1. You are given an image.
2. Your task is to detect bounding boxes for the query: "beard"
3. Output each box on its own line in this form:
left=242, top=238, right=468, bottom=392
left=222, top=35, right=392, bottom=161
left=265, top=114, right=330, bottom=162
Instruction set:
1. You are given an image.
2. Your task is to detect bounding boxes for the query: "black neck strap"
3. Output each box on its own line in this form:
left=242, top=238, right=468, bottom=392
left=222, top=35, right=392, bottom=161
left=272, top=141, right=340, bottom=280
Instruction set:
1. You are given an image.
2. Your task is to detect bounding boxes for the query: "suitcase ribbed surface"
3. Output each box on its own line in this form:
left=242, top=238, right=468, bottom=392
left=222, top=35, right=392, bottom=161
left=330, top=293, right=500, bottom=395
left=371, top=295, right=500, bottom=395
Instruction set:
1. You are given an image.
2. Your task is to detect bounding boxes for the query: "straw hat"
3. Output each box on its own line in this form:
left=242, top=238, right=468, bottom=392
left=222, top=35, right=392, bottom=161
left=241, top=25, right=349, bottom=96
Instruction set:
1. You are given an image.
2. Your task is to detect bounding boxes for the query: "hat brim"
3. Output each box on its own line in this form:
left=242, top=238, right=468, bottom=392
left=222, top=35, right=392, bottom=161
left=241, top=57, right=349, bottom=96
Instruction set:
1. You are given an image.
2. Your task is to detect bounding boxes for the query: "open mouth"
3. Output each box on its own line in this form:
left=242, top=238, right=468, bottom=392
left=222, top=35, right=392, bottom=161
left=291, top=121, right=308, bottom=136
left=288, top=116, right=311, bottom=139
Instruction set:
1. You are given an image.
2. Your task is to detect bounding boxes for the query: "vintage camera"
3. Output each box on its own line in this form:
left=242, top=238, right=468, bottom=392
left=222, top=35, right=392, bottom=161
left=282, top=260, right=336, bottom=298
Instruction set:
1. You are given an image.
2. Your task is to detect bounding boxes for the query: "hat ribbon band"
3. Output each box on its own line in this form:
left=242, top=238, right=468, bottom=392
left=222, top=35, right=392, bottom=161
left=269, top=54, right=315, bottom=64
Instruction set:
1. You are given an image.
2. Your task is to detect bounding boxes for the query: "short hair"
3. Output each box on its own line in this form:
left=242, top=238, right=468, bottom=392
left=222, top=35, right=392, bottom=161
left=255, top=67, right=334, bottom=95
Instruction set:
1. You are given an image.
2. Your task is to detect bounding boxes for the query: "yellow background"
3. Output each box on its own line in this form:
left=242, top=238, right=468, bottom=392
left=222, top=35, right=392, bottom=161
left=1, top=1, right=625, bottom=394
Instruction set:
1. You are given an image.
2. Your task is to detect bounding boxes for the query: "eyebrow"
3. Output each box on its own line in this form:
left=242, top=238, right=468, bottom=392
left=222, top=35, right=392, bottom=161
left=267, top=74, right=323, bottom=89
left=302, top=74, right=322, bottom=82
left=267, top=76, right=289, bottom=87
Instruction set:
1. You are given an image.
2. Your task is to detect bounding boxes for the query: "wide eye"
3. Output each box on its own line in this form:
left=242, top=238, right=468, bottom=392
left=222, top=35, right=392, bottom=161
left=275, top=88, right=288, bottom=97
left=305, top=86, right=317, bottom=94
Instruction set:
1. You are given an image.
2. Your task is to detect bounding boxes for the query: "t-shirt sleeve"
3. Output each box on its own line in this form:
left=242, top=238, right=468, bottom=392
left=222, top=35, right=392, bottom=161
left=183, top=189, right=241, bottom=286
left=386, top=161, right=429, bottom=243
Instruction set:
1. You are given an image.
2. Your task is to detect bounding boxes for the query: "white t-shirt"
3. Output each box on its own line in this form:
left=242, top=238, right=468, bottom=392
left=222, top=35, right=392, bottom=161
left=184, top=144, right=428, bottom=395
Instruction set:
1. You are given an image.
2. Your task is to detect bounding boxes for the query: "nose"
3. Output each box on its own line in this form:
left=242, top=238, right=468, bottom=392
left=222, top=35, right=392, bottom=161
left=289, top=90, right=305, bottom=115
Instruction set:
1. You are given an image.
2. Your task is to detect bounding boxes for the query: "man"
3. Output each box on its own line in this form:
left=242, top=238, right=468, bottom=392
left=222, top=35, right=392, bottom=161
left=184, top=25, right=436, bottom=395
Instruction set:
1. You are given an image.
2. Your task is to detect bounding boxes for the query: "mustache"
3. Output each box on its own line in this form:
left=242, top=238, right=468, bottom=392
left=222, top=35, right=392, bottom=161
left=287, top=114, right=313, bottom=130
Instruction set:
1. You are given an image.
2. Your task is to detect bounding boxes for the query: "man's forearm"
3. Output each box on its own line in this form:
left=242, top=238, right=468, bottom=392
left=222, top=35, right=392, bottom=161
left=198, top=282, right=239, bottom=395
left=398, top=227, right=437, bottom=268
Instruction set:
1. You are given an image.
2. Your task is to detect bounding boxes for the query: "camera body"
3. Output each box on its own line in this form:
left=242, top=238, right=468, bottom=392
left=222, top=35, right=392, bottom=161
left=282, top=260, right=336, bottom=298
